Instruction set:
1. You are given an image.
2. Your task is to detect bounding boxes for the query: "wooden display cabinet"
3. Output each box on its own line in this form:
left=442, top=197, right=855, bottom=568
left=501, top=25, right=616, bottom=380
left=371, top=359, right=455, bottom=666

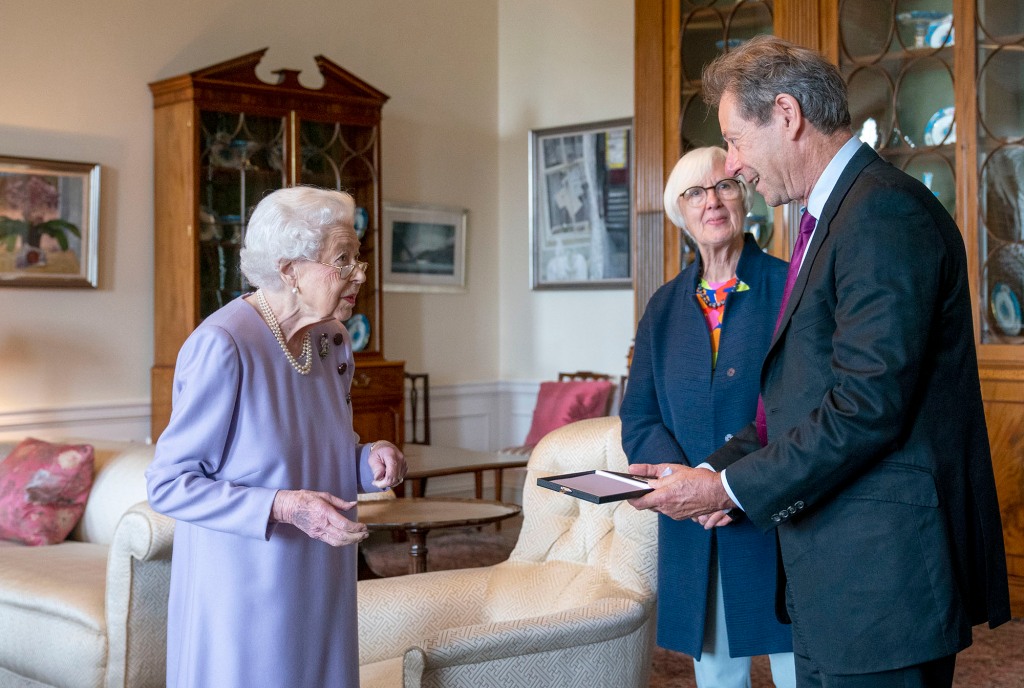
left=635, top=0, right=1024, bottom=615
left=149, top=48, right=404, bottom=445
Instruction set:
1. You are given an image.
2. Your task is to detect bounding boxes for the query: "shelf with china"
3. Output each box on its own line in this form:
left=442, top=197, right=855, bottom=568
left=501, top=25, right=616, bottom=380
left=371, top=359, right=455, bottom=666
left=149, top=49, right=403, bottom=444
left=842, top=13, right=959, bottom=220
left=635, top=0, right=1024, bottom=615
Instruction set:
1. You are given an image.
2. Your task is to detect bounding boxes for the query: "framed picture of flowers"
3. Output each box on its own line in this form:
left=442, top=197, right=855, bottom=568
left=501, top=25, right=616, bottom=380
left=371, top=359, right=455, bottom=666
left=0, top=155, right=101, bottom=288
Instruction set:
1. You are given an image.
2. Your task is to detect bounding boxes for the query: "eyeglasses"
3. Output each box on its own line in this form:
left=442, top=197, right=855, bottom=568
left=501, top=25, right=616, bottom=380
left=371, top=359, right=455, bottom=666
left=310, top=260, right=370, bottom=279
left=680, top=178, right=742, bottom=207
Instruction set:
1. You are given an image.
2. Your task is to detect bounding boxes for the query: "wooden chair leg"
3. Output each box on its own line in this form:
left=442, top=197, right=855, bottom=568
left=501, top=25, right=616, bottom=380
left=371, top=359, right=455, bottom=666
left=494, top=468, right=505, bottom=530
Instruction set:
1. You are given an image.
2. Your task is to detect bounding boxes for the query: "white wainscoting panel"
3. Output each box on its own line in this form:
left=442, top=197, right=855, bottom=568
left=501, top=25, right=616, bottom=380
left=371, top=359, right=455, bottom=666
left=406, top=380, right=539, bottom=451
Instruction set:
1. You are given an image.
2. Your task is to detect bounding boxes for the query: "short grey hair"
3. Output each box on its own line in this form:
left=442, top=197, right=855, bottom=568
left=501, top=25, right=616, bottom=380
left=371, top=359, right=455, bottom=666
left=240, top=186, right=355, bottom=290
left=702, top=35, right=851, bottom=135
left=663, top=146, right=753, bottom=230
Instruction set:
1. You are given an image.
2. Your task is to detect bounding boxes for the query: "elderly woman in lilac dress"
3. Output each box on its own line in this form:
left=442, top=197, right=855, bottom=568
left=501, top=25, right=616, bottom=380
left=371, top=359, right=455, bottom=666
left=146, top=186, right=406, bottom=688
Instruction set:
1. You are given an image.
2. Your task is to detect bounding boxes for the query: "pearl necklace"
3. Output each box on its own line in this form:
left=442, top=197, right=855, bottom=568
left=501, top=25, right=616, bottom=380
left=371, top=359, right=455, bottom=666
left=256, top=289, right=312, bottom=375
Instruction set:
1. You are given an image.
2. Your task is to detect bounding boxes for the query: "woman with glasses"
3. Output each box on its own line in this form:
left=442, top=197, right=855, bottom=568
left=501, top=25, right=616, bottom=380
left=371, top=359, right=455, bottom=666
left=620, top=147, right=795, bottom=688
left=146, top=186, right=406, bottom=688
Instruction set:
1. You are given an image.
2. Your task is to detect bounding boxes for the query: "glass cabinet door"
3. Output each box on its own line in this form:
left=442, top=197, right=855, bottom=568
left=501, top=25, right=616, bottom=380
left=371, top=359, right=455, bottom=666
left=194, top=111, right=384, bottom=355
left=839, top=0, right=957, bottom=221
left=679, top=0, right=775, bottom=266
left=198, top=110, right=287, bottom=319
left=976, top=2, right=1024, bottom=345
left=679, top=0, right=774, bottom=264
left=298, top=118, right=382, bottom=355
left=680, top=0, right=775, bottom=150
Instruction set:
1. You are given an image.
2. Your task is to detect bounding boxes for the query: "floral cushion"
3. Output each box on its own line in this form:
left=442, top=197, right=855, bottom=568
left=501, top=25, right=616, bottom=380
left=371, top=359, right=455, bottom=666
left=0, top=438, right=94, bottom=546
left=524, top=380, right=615, bottom=446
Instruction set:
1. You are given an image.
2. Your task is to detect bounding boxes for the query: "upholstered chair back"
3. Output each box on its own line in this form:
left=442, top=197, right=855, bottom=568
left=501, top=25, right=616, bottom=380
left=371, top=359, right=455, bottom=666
left=484, top=416, right=658, bottom=621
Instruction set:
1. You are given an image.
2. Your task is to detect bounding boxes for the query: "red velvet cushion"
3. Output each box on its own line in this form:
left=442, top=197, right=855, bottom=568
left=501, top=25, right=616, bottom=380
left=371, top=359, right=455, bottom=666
left=524, top=380, right=615, bottom=446
left=0, top=438, right=94, bottom=546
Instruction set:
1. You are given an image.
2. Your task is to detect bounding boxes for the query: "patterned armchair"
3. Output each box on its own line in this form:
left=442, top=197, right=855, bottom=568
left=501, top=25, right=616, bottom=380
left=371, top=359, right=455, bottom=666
left=358, top=416, right=658, bottom=688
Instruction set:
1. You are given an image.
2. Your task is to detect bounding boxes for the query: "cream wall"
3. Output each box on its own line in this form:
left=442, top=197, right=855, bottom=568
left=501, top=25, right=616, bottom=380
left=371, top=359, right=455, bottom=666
left=0, top=0, right=633, bottom=436
left=496, top=0, right=635, bottom=382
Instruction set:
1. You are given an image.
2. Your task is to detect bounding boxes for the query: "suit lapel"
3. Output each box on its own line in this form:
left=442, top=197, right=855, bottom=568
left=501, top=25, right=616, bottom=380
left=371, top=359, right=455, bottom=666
left=768, top=144, right=879, bottom=351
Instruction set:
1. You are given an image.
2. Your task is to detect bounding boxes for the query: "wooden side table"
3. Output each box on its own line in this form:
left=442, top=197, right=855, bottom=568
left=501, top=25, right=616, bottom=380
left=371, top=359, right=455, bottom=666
left=399, top=444, right=529, bottom=501
left=358, top=497, right=521, bottom=575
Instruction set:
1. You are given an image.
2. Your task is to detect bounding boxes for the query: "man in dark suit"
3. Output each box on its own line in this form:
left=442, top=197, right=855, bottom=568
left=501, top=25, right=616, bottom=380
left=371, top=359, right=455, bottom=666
left=627, top=35, right=1010, bottom=687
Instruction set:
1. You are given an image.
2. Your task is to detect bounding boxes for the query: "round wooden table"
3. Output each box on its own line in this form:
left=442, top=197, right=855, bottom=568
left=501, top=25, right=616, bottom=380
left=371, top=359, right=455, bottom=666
left=358, top=497, right=522, bottom=575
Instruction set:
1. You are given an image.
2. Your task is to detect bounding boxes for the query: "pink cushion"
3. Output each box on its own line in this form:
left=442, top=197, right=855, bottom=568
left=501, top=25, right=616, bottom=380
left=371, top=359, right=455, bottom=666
left=0, top=438, right=94, bottom=546
left=524, top=380, right=615, bottom=446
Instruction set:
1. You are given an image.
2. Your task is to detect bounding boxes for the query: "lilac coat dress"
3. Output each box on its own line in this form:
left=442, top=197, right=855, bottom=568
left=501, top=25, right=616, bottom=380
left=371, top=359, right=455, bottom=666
left=146, top=298, right=383, bottom=688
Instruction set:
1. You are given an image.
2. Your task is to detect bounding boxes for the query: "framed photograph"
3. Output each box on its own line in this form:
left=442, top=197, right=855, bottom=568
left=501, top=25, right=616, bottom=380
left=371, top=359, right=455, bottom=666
left=529, top=118, right=632, bottom=290
left=0, top=155, right=101, bottom=288
left=382, top=202, right=467, bottom=292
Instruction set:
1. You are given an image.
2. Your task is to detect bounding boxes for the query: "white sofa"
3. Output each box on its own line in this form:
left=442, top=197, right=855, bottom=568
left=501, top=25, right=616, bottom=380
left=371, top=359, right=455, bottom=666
left=0, top=440, right=174, bottom=688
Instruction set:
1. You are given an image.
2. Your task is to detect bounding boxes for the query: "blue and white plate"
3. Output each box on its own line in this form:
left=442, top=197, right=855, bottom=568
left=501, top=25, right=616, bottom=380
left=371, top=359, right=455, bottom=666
left=991, top=283, right=1022, bottom=337
left=924, top=106, right=956, bottom=146
left=898, top=10, right=949, bottom=22
left=714, top=38, right=745, bottom=52
left=354, top=207, right=369, bottom=239
left=926, top=16, right=954, bottom=48
left=344, top=313, right=371, bottom=351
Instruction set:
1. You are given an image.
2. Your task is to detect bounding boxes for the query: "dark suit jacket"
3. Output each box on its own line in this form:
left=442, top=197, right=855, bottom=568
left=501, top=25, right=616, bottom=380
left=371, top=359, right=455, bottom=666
left=621, top=235, right=792, bottom=658
left=707, top=144, right=1010, bottom=674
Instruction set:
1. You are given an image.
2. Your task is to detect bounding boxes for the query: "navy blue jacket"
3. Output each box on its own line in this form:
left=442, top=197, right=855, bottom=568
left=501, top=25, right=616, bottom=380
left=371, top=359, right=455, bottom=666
left=621, top=234, right=791, bottom=658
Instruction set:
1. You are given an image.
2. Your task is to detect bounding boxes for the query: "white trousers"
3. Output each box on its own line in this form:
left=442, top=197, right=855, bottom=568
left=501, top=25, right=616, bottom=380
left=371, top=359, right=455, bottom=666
left=692, top=555, right=796, bottom=688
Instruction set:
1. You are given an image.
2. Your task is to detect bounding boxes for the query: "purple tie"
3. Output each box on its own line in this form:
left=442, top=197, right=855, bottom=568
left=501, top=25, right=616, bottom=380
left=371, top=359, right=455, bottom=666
left=756, top=210, right=817, bottom=445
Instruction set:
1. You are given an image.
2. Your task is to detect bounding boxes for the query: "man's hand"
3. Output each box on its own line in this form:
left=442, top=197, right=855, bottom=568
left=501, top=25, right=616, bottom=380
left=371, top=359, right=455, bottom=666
left=368, top=440, right=407, bottom=489
left=271, top=490, right=368, bottom=547
left=627, top=463, right=736, bottom=521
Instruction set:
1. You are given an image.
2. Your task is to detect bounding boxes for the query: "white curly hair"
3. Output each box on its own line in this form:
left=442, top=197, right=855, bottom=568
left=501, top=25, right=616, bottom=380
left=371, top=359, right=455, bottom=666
left=240, top=186, right=355, bottom=291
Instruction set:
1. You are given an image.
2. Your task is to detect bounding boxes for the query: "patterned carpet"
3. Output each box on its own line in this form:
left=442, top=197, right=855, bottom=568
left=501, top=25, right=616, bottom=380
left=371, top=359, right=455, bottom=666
left=360, top=517, right=1024, bottom=687
left=646, top=627, right=1024, bottom=688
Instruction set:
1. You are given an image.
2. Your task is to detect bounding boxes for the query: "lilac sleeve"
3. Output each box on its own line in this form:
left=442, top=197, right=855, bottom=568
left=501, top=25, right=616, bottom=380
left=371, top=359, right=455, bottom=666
left=356, top=442, right=386, bottom=494
left=146, top=325, right=278, bottom=540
